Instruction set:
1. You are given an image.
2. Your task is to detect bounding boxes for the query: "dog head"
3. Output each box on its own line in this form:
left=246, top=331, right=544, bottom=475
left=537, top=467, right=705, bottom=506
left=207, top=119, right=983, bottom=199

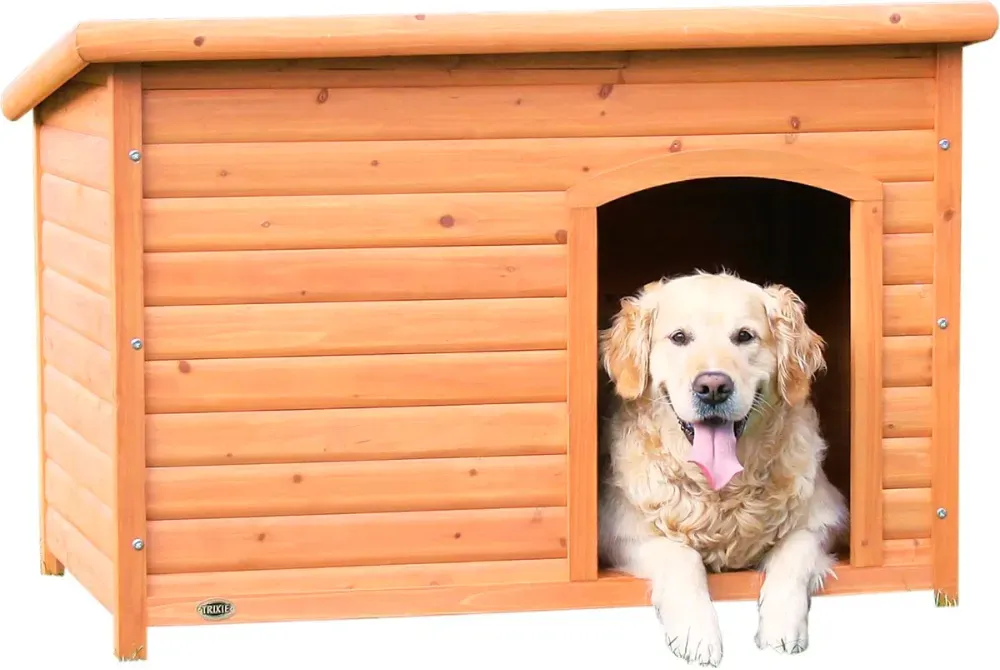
left=600, top=272, right=826, bottom=488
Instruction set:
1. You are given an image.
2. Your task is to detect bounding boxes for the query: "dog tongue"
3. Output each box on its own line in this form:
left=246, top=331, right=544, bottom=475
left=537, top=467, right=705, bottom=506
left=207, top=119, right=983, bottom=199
left=688, top=421, right=743, bottom=490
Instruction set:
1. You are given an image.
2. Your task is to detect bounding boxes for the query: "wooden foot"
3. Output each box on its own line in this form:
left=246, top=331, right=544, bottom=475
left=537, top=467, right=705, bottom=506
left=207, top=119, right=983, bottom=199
left=934, top=590, right=958, bottom=607
left=41, top=547, right=64, bottom=576
left=116, top=645, right=147, bottom=662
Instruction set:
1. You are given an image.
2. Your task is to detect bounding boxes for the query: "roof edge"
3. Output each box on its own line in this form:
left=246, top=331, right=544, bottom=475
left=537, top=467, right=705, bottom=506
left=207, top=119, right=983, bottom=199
left=4, top=2, right=999, bottom=122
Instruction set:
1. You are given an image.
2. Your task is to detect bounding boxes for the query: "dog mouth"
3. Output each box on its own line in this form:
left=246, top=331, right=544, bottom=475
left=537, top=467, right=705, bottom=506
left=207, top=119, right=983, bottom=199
left=677, top=413, right=750, bottom=445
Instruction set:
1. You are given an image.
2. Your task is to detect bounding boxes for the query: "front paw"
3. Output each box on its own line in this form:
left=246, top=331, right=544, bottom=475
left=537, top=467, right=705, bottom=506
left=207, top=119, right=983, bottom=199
left=755, top=590, right=809, bottom=654
left=655, top=595, right=723, bottom=666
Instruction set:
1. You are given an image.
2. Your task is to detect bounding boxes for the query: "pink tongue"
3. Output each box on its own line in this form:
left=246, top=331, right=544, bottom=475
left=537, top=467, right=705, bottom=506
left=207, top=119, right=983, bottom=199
left=688, top=422, right=743, bottom=490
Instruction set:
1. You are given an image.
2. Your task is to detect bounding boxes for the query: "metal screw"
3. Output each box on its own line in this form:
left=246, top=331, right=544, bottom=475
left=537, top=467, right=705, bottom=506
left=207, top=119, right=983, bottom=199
left=936, top=508, right=948, bottom=520
left=132, top=538, right=145, bottom=551
left=937, top=318, right=949, bottom=329
left=938, top=139, right=951, bottom=150
left=128, top=149, right=142, bottom=162
left=131, top=338, right=143, bottom=350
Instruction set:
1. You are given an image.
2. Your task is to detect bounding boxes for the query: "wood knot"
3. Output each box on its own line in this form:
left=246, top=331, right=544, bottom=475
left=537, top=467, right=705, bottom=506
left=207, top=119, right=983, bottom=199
left=468, top=468, right=478, bottom=477
left=505, top=266, right=516, bottom=273
left=415, top=14, right=426, bottom=20
left=890, top=13, right=901, bottom=24
left=555, top=229, right=568, bottom=244
left=218, top=169, right=229, bottom=177
left=370, top=159, right=380, bottom=167
left=257, top=533, right=267, bottom=542
left=193, top=36, right=205, bottom=46
left=225, top=452, right=233, bottom=458
left=598, top=83, right=614, bottom=99
left=669, top=140, right=682, bottom=153
left=177, top=361, right=191, bottom=374
left=453, top=532, right=462, bottom=539
left=600, top=110, right=607, bottom=116
left=789, top=116, right=801, bottom=130
left=944, top=208, right=955, bottom=221
left=439, top=214, right=455, bottom=228
left=559, top=538, right=567, bottom=548
left=582, top=166, right=591, bottom=173
left=316, top=88, right=329, bottom=104
left=514, top=98, right=523, bottom=106
left=292, top=474, right=303, bottom=484
left=260, top=220, right=271, bottom=228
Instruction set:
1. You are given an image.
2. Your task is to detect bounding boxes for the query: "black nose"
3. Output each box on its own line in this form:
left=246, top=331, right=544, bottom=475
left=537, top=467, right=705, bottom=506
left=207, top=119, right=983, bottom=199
left=692, top=372, right=734, bottom=406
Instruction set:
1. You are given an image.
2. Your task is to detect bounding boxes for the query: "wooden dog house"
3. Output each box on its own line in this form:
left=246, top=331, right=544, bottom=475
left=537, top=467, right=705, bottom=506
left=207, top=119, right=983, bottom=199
left=3, top=1, right=997, bottom=660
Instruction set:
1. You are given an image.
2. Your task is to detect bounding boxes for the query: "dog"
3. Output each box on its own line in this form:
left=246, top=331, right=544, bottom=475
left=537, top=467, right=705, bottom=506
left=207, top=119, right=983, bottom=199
left=597, top=271, right=847, bottom=666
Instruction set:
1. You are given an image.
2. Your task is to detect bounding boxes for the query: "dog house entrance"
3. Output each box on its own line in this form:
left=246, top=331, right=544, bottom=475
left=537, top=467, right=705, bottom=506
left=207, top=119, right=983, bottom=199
left=596, top=177, right=853, bottom=561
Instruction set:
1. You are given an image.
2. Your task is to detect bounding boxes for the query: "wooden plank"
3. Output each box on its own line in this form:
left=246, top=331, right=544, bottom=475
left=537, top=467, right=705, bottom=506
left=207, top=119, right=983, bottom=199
left=147, top=455, right=567, bottom=520
left=143, top=78, right=934, bottom=144
left=40, top=173, right=112, bottom=243
left=146, top=506, right=568, bottom=574
left=145, top=350, right=567, bottom=414
left=883, top=538, right=932, bottom=566
left=45, top=509, right=114, bottom=612
left=883, top=387, right=932, bottom=438
left=143, top=192, right=568, bottom=252
left=883, top=488, right=932, bottom=540
left=143, top=298, right=568, bottom=359
left=108, top=64, right=149, bottom=660
left=883, top=284, right=933, bottom=336
left=41, top=221, right=112, bottom=296
left=883, top=182, right=934, bottom=233
left=148, top=559, right=570, bottom=599
left=139, top=45, right=937, bottom=90
left=144, top=245, right=567, bottom=306
left=44, top=412, right=113, bottom=507
left=567, top=208, right=597, bottom=582
left=932, top=45, right=962, bottom=607
left=2, top=30, right=86, bottom=122
left=146, top=562, right=932, bottom=627
left=38, top=124, right=110, bottom=191
left=37, top=81, right=111, bottom=138
left=41, top=269, right=114, bottom=349
left=883, top=233, right=934, bottom=284
left=142, top=130, right=934, bottom=198
left=882, top=335, right=932, bottom=387
left=883, top=437, right=932, bottom=489
left=44, top=458, right=114, bottom=557
left=35, top=112, right=63, bottom=577
left=41, top=315, right=113, bottom=401
left=146, top=402, right=567, bottom=467
left=850, top=199, right=883, bottom=568
left=43, top=365, right=115, bottom=456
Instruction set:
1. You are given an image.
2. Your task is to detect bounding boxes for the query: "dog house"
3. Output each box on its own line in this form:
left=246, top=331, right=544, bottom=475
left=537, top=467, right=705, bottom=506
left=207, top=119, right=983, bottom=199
left=3, top=1, right=997, bottom=661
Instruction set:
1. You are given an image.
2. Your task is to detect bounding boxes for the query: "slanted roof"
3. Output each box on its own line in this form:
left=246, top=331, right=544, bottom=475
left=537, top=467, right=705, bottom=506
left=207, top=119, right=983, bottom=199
left=3, top=2, right=997, bottom=121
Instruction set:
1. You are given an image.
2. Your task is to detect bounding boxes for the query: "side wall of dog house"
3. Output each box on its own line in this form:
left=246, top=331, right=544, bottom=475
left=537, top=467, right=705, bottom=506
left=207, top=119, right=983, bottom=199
left=123, top=45, right=939, bottom=623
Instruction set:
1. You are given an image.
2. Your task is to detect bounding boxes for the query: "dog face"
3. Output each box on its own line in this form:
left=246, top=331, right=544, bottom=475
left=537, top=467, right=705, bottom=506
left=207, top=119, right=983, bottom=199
left=601, top=272, right=826, bottom=488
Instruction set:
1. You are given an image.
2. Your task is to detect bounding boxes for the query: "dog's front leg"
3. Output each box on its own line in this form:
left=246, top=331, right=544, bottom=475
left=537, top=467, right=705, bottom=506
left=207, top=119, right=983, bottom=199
left=631, top=537, right=723, bottom=667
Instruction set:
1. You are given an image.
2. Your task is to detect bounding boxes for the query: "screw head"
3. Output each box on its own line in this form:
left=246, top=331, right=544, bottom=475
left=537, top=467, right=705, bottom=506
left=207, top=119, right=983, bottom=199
left=130, top=338, right=143, bottom=350
left=938, top=139, right=951, bottom=150
left=936, top=508, right=948, bottom=520
left=937, top=318, right=949, bottom=329
left=132, top=538, right=145, bottom=551
left=128, top=149, right=142, bottom=162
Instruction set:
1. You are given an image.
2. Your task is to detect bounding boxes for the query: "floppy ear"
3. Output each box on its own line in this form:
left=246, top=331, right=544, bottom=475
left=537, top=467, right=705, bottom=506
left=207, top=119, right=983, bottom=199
left=599, top=294, right=655, bottom=400
left=763, top=284, right=827, bottom=406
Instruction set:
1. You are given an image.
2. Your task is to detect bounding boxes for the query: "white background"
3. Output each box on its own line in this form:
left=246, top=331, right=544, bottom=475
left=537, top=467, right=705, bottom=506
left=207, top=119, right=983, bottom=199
left=1, top=0, right=997, bottom=668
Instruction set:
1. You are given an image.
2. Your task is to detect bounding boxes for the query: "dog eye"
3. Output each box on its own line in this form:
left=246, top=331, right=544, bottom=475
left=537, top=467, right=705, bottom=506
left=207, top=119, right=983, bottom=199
left=734, top=328, right=756, bottom=344
left=669, top=330, right=690, bottom=346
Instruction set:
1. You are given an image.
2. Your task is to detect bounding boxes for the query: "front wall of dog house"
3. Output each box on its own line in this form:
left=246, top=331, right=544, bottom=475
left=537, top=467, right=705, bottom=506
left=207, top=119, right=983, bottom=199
left=33, top=43, right=953, bottom=622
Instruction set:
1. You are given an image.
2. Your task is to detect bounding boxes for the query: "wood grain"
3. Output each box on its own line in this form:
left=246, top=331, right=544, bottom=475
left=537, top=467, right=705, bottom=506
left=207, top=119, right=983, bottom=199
left=146, top=506, right=568, bottom=574
left=145, top=350, right=567, bottom=414
left=143, top=192, right=568, bottom=252
left=41, top=315, right=113, bottom=401
left=41, top=269, right=113, bottom=349
left=144, top=245, right=567, bottom=306
left=37, top=81, right=111, bottom=138
left=141, top=130, right=934, bottom=198
left=883, top=488, right=932, bottom=540
left=883, top=181, right=934, bottom=233
left=143, top=298, right=567, bottom=359
left=40, top=173, right=112, bottom=243
left=2, top=30, right=86, bottom=121
left=38, top=125, right=110, bottom=191
left=882, top=336, right=932, bottom=387
left=44, top=458, right=114, bottom=557
left=883, top=285, right=933, bottom=336
left=147, top=455, right=566, bottom=520
left=146, top=402, right=567, bottom=467
left=883, top=538, right=932, bottom=566
left=43, top=365, right=115, bottom=456
left=883, top=233, right=934, bottom=284
left=44, top=412, right=113, bottom=507
left=883, top=387, right=932, bottom=438
left=850, top=199, right=884, bottom=568
left=40, top=222, right=111, bottom=295
left=883, top=437, right=931, bottom=489
left=45, top=509, right=114, bottom=611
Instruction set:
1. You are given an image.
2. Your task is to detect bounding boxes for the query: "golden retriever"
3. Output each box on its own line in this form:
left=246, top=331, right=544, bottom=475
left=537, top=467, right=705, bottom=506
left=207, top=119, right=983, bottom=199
left=597, top=271, right=847, bottom=666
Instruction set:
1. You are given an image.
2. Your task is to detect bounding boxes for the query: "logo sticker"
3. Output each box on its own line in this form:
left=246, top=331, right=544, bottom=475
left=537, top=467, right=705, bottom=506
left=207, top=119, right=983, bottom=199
left=197, top=599, right=235, bottom=622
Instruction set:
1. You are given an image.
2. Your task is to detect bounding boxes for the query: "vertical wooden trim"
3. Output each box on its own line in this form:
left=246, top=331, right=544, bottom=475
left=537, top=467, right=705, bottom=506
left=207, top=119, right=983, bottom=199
left=34, top=110, right=64, bottom=577
left=931, top=46, right=962, bottom=607
left=567, top=207, right=598, bottom=581
left=850, top=198, right=885, bottom=568
left=109, top=64, right=148, bottom=660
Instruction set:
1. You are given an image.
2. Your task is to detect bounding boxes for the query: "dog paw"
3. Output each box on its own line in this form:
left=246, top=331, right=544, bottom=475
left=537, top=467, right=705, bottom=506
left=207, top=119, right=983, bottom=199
left=656, top=597, right=723, bottom=666
left=755, top=591, right=809, bottom=654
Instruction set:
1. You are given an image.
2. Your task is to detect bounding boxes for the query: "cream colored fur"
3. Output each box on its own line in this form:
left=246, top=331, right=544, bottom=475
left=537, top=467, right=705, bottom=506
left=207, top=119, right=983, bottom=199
left=597, top=271, right=847, bottom=666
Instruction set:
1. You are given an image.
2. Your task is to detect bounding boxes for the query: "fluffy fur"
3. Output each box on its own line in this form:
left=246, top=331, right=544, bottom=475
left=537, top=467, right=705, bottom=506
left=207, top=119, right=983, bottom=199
left=597, top=271, right=847, bottom=666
